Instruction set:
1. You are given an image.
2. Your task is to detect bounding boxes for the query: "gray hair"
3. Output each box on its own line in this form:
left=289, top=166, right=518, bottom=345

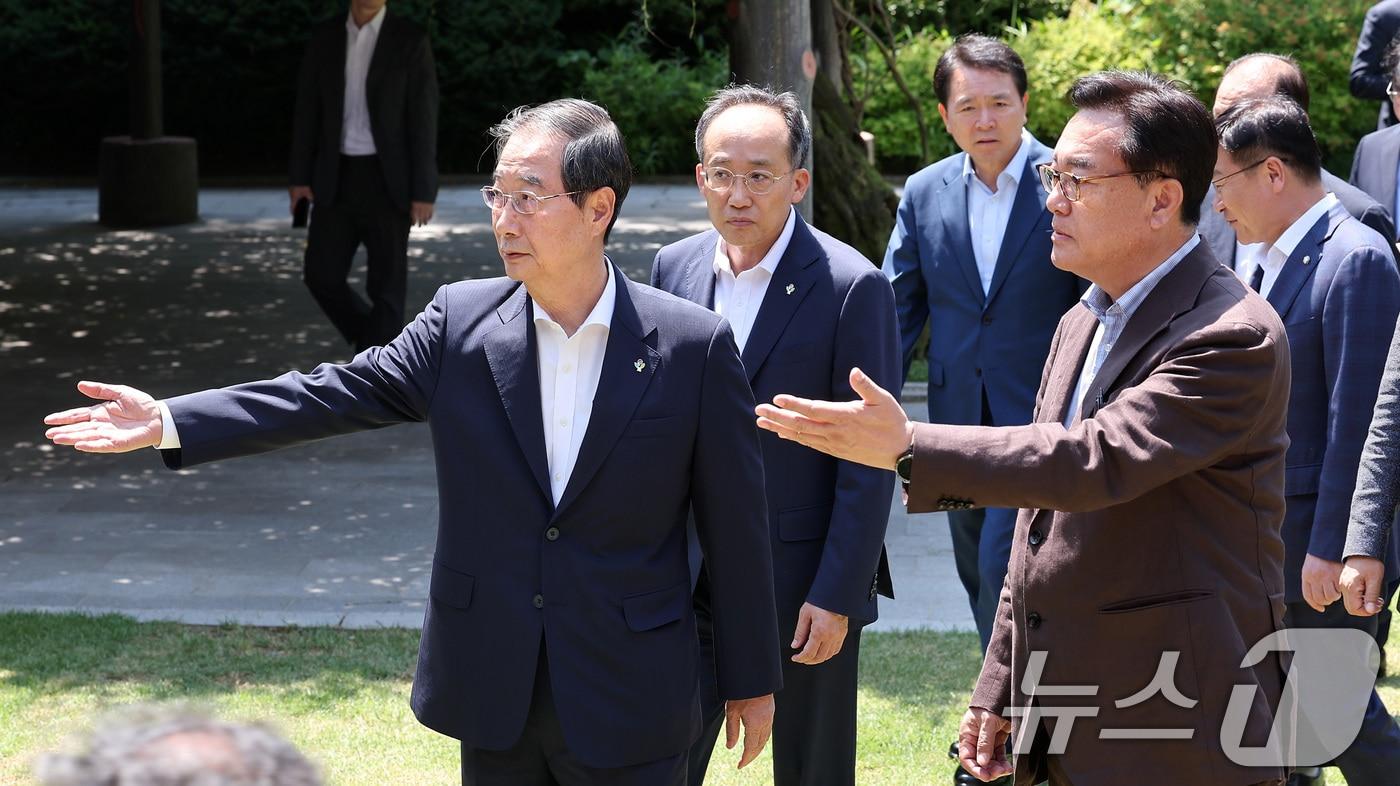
left=35, top=704, right=321, bottom=786
left=489, top=98, right=632, bottom=240
left=694, top=85, right=812, bottom=170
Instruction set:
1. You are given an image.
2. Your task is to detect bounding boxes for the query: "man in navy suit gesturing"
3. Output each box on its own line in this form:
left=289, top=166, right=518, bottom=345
left=651, top=86, right=899, bottom=786
left=43, top=99, right=782, bottom=786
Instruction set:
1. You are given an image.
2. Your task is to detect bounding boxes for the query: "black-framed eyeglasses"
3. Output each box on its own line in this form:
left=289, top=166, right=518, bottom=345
left=1037, top=163, right=1165, bottom=202
left=701, top=166, right=790, bottom=195
left=480, top=186, right=583, bottom=215
left=1211, top=158, right=1279, bottom=189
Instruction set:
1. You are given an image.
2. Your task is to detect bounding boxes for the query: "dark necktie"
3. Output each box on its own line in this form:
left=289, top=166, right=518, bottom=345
left=1247, top=264, right=1264, bottom=293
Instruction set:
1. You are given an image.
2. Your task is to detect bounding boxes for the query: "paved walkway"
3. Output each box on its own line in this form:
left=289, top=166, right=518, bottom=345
left=0, top=185, right=972, bottom=632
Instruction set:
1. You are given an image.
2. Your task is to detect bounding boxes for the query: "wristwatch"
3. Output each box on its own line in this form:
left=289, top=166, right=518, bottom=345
left=895, top=444, right=915, bottom=488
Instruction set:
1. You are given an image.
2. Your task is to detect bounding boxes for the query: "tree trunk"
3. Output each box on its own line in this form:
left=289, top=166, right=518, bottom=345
left=811, top=69, right=898, bottom=265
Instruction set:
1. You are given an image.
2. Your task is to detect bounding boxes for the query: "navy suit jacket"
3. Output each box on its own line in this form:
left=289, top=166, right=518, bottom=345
left=883, top=136, right=1084, bottom=427
left=1200, top=170, right=1399, bottom=267
left=1351, top=0, right=1400, bottom=129
left=1351, top=123, right=1400, bottom=238
left=1268, top=211, right=1400, bottom=602
left=651, top=215, right=899, bottom=624
left=160, top=269, right=783, bottom=768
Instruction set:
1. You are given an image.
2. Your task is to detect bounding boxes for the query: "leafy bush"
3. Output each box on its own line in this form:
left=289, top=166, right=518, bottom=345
left=858, top=0, right=1376, bottom=175
left=569, top=28, right=729, bottom=176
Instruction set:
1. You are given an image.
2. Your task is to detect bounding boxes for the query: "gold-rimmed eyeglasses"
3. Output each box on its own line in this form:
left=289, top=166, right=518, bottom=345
left=480, top=186, right=583, bottom=215
left=1037, top=163, right=1165, bottom=202
left=701, top=166, right=790, bottom=195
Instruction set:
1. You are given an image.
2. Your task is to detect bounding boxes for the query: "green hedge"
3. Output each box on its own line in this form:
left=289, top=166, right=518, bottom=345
left=856, top=0, right=1376, bottom=175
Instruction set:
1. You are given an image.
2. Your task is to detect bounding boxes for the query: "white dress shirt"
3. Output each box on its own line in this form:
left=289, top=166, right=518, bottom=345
left=1066, top=234, right=1201, bottom=426
left=533, top=263, right=616, bottom=504
left=964, top=130, right=1032, bottom=295
left=340, top=5, right=386, bottom=156
left=1244, top=193, right=1339, bottom=299
left=159, top=261, right=618, bottom=509
left=712, top=207, right=796, bottom=352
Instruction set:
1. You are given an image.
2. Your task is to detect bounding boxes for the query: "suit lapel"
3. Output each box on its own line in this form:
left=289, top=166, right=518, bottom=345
left=740, top=215, right=822, bottom=382
left=553, top=270, right=661, bottom=518
left=937, top=163, right=985, bottom=303
left=1078, top=245, right=1219, bottom=420
left=685, top=234, right=719, bottom=309
left=1265, top=212, right=1334, bottom=320
left=1379, top=133, right=1400, bottom=220
left=482, top=285, right=552, bottom=503
left=1039, top=307, right=1096, bottom=426
left=984, top=160, right=1046, bottom=306
left=364, top=14, right=394, bottom=100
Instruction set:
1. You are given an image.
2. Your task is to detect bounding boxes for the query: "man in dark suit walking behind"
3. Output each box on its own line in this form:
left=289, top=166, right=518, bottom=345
left=1213, top=96, right=1400, bottom=786
left=1351, top=40, right=1400, bottom=242
left=651, top=85, right=899, bottom=786
left=43, top=99, right=781, bottom=786
left=290, top=0, right=439, bottom=352
left=881, top=35, right=1083, bottom=674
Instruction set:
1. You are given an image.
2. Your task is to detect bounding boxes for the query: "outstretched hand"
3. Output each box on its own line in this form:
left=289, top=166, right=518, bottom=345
left=755, top=367, right=912, bottom=470
left=44, top=381, right=163, bottom=453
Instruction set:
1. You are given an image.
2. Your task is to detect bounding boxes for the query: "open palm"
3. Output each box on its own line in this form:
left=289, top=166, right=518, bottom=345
left=43, top=381, right=163, bottom=453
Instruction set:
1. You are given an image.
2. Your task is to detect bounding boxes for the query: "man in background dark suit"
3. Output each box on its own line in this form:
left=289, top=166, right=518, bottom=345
left=1351, top=40, right=1400, bottom=241
left=1352, top=0, right=1400, bottom=130
left=290, top=0, right=439, bottom=352
left=881, top=35, right=1083, bottom=673
left=1200, top=53, right=1397, bottom=270
left=44, top=99, right=780, bottom=786
left=1213, top=96, right=1400, bottom=786
left=652, top=85, right=899, bottom=786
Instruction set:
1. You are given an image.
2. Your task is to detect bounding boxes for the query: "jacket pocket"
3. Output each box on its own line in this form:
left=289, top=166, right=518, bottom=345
left=622, top=582, right=689, bottom=632
left=1285, top=463, right=1322, bottom=496
left=778, top=504, right=832, bottom=542
left=622, top=415, right=682, bottom=439
left=430, top=562, right=476, bottom=610
left=1099, top=589, right=1214, bottom=614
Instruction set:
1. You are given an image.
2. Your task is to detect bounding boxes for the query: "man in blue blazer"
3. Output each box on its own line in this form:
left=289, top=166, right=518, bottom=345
left=651, top=86, right=899, bottom=786
left=1352, top=0, right=1400, bottom=130
left=882, top=35, right=1083, bottom=662
left=44, top=100, right=782, bottom=786
left=1201, top=53, right=1398, bottom=270
left=1213, top=97, right=1400, bottom=786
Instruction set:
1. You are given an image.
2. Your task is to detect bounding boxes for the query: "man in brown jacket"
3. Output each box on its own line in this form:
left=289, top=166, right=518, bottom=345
left=757, top=71, right=1290, bottom=786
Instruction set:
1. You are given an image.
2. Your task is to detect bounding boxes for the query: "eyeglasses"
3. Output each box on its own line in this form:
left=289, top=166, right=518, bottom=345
left=480, top=186, right=583, bottom=215
left=1389, top=81, right=1399, bottom=97
left=1037, top=163, right=1165, bottom=202
left=701, top=166, right=790, bottom=195
left=1211, top=158, right=1274, bottom=189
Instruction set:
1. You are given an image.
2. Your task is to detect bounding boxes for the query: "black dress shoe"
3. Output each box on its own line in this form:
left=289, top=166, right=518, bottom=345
left=1286, top=766, right=1325, bottom=785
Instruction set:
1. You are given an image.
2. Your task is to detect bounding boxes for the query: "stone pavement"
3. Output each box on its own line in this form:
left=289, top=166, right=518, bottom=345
left=0, top=185, right=972, bottom=632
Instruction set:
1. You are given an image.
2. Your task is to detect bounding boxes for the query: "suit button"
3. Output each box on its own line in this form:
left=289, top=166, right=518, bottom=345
left=982, top=315, right=994, bottom=325
left=1028, top=530, right=1044, bottom=546
left=1027, top=612, right=1042, bottom=629
left=545, top=527, right=560, bottom=541
left=975, top=367, right=982, bottom=377
left=533, top=594, right=545, bottom=609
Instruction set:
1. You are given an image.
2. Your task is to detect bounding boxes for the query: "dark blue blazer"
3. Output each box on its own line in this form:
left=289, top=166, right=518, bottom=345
left=1200, top=171, right=1399, bottom=266
left=160, top=268, right=782, bottom=768
left=1351, top=123, right=1400, bottom=237
left=883, top=136, right=1084, bottom=427
left=1270, top=211, right=1400, bottom=602
left=651, top=215, right=899, bottom=624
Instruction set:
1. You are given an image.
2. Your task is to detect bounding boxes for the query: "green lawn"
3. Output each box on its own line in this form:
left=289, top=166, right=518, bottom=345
left=0, top=612, right=1393, bottom=785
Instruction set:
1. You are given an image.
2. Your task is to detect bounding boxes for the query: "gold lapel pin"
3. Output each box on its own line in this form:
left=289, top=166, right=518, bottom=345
left=785, top=283, right=796, bottom=295
left=634, top=358, right=646, bottom=373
